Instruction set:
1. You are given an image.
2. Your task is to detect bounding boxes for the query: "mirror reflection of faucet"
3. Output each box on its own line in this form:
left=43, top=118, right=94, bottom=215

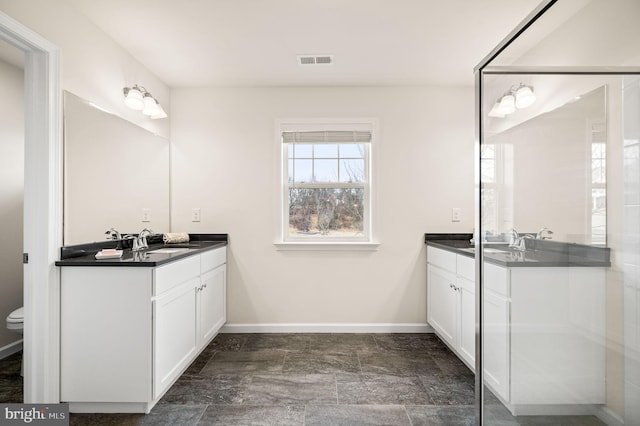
left=105, top=227, right=124, bottom=249
left=508, top=250, right=526, bottom=261
left=105, top=227, right=121, bottom=240
left=505, top=227, right=554, bottom=252
left=537, top=227, right=554, bottom=240
left=132, top=251, right=149, bottom=261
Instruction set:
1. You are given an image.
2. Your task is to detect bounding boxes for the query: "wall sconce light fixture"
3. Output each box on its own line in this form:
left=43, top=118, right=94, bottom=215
left=488, top=84, right=536, bottom=118
left=123, top=84, right=167, bottom=119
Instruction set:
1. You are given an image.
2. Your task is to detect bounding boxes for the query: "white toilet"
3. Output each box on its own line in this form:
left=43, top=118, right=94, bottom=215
left=6, top=307, right=24, bottom=333
left=6, top=306, right=24, bottom=375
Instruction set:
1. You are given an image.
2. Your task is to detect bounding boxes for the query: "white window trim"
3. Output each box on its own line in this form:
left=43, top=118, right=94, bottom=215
left=274, top=118, right=380, bottom=250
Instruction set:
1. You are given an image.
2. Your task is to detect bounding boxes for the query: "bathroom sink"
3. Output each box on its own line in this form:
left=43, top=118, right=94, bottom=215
left=461, top=247, right=509, bottom=254
left=483, top=248, right=509, bottom=254
left=147, top=247, right=195, bottom=254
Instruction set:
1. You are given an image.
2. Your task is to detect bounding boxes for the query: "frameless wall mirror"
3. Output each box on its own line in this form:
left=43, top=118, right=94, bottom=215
left=63, top=91, right=170, bottom=244
left=482, top=80, right=606, bottom=245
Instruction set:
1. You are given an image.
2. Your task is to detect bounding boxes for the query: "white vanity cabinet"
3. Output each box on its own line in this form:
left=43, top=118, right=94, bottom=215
left=507, top=266, right=605, bottom=411
left=427, top=246, right=475, bottom=368
left=482, top=262, right=606, bottom=412
left=60, top=246, right=227, bottom=413
left=427, top=244, right=605, bottom=414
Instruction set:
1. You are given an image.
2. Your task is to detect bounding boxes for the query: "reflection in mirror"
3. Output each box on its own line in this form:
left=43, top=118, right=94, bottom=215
left=63, top=91, right=170, bottom=244
left=482, top=84, right=606, bottom=244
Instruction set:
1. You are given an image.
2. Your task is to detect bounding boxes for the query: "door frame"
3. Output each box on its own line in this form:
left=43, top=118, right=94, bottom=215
left=0, top=11, right=62, bottom=403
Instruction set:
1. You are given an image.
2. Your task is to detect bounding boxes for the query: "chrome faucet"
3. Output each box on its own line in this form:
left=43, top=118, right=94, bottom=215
left=537, top=227, right=554, bottom=240
left=138, top=228, right=154, bottom=250
left=123, top=229, right=154, bottom=251
left=508, top=228, right=533, bottom=251
left=507, top=228, right=519, bottom=248
left=513, top=234, right=534, bottom=251
left=122, top=234, right=141, bottom=251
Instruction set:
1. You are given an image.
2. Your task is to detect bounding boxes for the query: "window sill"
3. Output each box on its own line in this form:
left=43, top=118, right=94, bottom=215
left=274, top=241, right=381, bottom=251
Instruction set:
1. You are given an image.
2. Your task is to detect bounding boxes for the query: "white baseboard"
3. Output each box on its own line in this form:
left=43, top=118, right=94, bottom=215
left=509, top=404, right=594, bottom=416
left=0, top=339, right=23, bottom=360
left=69, top=402, right=152, bottom=414
left=506, top=403, right=624, bottom=426
left=220, top=323, right=434, bottom=334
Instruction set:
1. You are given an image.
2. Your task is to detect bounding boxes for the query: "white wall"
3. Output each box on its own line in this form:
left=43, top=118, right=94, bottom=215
left=0, top=0, right=173, bottom=244
left=0, top=0, right=170, bottom=139
left=171, top=86, right=474, bottom=327
left=0, top=58, right=23, bottom=350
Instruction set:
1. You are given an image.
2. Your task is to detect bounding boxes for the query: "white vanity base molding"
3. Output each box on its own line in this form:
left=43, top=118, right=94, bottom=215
left=60, top=247, right=226, bottom=413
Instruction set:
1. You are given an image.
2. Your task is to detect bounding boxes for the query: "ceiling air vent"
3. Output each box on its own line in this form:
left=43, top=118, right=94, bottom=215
left=297, top=55, right=334, bottom=65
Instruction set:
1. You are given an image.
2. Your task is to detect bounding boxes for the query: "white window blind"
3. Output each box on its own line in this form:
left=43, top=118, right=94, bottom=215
left=282, top=130, right=372, bottom=144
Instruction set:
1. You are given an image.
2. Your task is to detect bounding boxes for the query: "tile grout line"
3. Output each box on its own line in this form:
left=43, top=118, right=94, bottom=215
left=302, top=404, right=307, bottom=426
left=194, top=404, right=208, bottom=425
left=403, top=405, right=414, bottom=426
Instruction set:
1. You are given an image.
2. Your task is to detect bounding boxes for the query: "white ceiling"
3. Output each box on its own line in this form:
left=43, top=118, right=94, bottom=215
left=66, top=0, right=541, bottom=88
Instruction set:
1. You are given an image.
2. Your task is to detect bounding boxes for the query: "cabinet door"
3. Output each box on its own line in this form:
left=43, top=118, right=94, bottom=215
left=198, top=264, right=227, bottom=346
left=458, top=277, right=476, bottom=368
left=153, top=278, right=198, bottom=399
left=427, top=265, right=457, bottom=349
left=484, top=289, right=510, bottom=402
left=61, top=267, right=152, bottom=402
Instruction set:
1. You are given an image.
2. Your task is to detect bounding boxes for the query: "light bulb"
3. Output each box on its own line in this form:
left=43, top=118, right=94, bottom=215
left=150, top=103, right=167, bottom=119
left=515, top=85, right=536, bottom=109
left=124, top=86, right=144, bottom=110
left=497, top=94, right=516, bottom=115
left=488, top=101, right=505, bottom=118
left=142, top=93, right=160, bottom=116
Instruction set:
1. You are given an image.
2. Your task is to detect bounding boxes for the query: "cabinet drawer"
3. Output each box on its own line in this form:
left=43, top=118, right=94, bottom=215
left=484, top=263, right=509, bottom=297
left=457, top=255, right=475, bottom=281
left=201, top=246, right=226, bottom=274
left=427, top=246, right=456, bottom=272
left=154, top=255, right=200, bottom=295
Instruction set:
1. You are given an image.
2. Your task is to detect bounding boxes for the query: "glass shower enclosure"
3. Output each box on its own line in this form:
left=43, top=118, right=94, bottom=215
left=475, top=1, right=640, bottom=424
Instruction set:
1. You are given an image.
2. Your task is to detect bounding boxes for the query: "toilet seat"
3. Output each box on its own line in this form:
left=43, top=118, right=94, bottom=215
left=6, top=307, right=24, bottom=331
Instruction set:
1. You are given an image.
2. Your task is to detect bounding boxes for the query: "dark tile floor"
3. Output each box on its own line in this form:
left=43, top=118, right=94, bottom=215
left=0, top=334, right=606, bottom=425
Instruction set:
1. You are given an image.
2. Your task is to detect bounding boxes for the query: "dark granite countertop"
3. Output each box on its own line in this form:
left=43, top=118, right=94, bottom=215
left=55, top=234, right=228, bottom=267
left=424, top=233, right=610, bottom=268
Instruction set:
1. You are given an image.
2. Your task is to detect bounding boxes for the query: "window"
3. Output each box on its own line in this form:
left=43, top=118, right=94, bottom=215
left=481, top=144, right=499, bottom=235
left=481, top=143, right=513, bottom=235
left=280, top=123, right=374, bottom=244
left=590, top=122, right=606, bottom=244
